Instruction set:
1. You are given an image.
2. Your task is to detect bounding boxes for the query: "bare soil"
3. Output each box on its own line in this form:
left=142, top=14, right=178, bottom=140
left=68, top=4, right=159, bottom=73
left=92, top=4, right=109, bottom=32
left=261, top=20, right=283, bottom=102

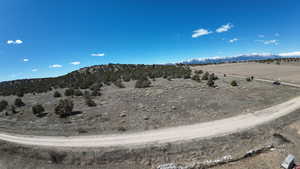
left=0, top=75, right=300, bottom=136
left=195, top=62, right=300, bottom=84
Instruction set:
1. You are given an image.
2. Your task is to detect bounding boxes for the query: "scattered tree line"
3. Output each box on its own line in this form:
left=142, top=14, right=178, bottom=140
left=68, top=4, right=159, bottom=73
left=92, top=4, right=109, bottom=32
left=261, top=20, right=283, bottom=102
left=0, top=64, right=191, bottom=96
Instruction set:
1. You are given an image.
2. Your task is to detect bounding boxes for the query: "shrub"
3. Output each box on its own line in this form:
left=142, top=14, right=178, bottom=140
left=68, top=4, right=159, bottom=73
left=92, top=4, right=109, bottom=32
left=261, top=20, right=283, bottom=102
left=32, top=104, right=45, bottom=115
left=202, top=72, right=209, bottom=80
left=194, top=70, right=203, bottom=74
left=74, top=89, right=83, bottom=96
left=14, top=98, right=25, bottom=107
left=64, top=88, right=74, bottom=96
left=209, top=73, right=218, bottom=80
left=91, top=90, right=101, bottom=96
left=192, top=74, right=201, bottom=82
left=113, top=79, right=125, bottom=88
left=85, top=97, right=97, bottom=107
left=0, top=100, right=8, bottom=112
left=167, top=76, right=172, bottom=81
left=10, top=105, right=18, bottom=114
left=207, top=78, right=215, bottom=87
left=231, top=80, right=238, bottom=86
left=53, top=91, right=62, bottom=98
left=16, top=92, right=24, bottom=97
left=135, top=77, right=151, bottom=88
left=246, top=77, right=252, bottom=82
left=55, top=99, right=74, bottom=118
left=89, top=83, right=102, bottom=91
left=183, top=74, right=191, bottom=79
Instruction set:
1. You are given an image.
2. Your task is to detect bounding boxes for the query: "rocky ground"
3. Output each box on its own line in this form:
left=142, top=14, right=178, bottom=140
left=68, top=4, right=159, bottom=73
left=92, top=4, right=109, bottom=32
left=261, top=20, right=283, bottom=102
left=0, top=75, right=300, bottom=136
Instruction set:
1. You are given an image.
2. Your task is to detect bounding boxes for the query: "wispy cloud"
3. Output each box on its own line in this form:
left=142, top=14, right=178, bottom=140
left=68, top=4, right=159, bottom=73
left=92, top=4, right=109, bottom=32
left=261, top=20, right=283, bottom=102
left=258, top=34, right=265, bottom=38
left=49, top=64, right=62, bottom=68
left=23, top=58, right=29, bottom=62
left=216, top=23, right=233, bottom=33
left=91, top=53, right=105, bottom=57
left=7, top=40, right=23, bottom=45
left=32, top=69, right=38, bottom=72
left=192, top=29, right=212, bottom=38
left=256, top=39, right=279, bottom=45
left=70, top=61, right=80, bottom=65
left=263, top=39, right=279, bottom=45
left=278, top=51, right=300, bottom=57
left=229, top=38, right=238, bottom=43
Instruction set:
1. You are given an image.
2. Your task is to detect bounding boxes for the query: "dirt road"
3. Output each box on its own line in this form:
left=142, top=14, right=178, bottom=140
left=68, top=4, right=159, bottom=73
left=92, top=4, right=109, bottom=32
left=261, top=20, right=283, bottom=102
left=0, top=94, right=300, bottom=148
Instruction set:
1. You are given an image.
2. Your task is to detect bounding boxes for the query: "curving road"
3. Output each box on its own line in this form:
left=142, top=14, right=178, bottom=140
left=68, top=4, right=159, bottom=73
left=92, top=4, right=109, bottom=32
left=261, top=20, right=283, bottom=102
left=0, top=94, right=300, bottom=148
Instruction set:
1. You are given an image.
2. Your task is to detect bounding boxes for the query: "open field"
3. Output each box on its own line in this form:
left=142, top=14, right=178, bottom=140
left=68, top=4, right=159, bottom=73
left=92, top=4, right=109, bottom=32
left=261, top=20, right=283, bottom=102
left=1, top=75, right=300, bottom=136
left=2, top=63, right=300, bottom=169
left=194, top=62, right=300, bottom=84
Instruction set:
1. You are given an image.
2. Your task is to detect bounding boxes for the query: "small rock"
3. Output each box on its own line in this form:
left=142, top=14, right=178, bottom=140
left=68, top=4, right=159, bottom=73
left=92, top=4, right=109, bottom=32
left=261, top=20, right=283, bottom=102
left=120, top=112, right=127, bottom=117
left=143, top=116, right=150, bottom=120
left=171, top=106, right=176, bottom=110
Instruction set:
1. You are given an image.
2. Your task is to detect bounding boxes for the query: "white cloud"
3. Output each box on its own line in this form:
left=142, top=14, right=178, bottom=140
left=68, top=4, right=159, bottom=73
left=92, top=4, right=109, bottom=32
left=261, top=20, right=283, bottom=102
left=70, top=61, right=80, bottom=65
left=32, top=69, right=38, bottom=72
left=275, top=33, right=280, bottom=37
left=192, top=29, right=212, bottom=38
left=23, top=59, right=29, bottom=62
left=256, top=39, right=279, bottom=45
left=258, top=34, right=265, bottom=38
left=15, top=40, right=23, bottom=44
left=263, top=39, right=279, bottom=45
left=91, top=53, right=105, bottom=57
left=49, top=64, right=62, bottom=68
left=216, top=23, right=233, bottom=33
left=229, top=38, right=238, bottom=43
left=7, top=40, right=14, bottom=44
left=6, top=40, right=23, bottom=45
left=278, top=51, right=300, bottom=57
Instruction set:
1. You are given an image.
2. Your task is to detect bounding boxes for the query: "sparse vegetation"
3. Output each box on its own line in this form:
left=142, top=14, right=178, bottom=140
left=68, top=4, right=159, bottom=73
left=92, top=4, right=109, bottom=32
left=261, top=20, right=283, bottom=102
left=231, top=80, right=238, bottom=86
left=192, top=74, right=201, bottom=82
left=64, top=88, right=74, bottom=96
left=32, top=104, right=45, bottom=115
left=14, top=98, right=25, bottom=107
left=0, top=64, right=191, bottom=96
left=74, top=89, right=83, bottom=96
left=113, top=79, right=125, bottom=88
left=53, top=91, right=62, bottom=98
left=194, top=70, right=203, bottom=74
left=85, top=97, right=97, bottom=107
left=0, top=100, right=8, bottom=112
left=202, top=72, right=209, bottom=80
left=135, top=77, right=151, bottom=88
left=55, top=99, right=74, bottom=118
left=207, top=78, right=215, bottom=87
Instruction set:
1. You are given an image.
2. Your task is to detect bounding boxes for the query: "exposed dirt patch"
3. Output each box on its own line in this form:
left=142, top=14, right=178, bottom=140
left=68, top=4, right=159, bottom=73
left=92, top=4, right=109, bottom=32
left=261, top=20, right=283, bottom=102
left=0, top=76, right=300, bottom=136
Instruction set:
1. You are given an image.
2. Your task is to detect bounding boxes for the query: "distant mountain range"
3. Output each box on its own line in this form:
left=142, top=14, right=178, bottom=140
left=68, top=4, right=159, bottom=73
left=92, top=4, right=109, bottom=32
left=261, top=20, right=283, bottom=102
left=178, top=53, right=300, bottom=64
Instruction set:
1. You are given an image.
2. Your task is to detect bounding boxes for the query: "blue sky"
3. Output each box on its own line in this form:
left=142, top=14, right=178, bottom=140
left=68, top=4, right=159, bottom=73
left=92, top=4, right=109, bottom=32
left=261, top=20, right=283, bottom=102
left=0, top=0, right=300, bottom=81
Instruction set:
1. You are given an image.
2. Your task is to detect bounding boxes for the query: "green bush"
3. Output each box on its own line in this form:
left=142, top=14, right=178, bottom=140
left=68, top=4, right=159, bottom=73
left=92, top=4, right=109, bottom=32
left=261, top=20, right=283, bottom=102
left=207, top=78, right=215, bottom=87
left=53, top=91, right=62, bottom=97
left=192, top=74, right=201, bottom=82
left=135, top=77, right=151, bottom=88
left=85, top=97, right=97, bottom=107
left=0, top=100, right=8, bottom=112
left=231, top=80, right=238, bottom=86
left=64, top=88, right=74, bottom=96
left=113, top=79, right=125, bottom=88
left=202, top=72, right=209, bottom=80
left=14, top=98, right=25, bottom=107
left=194, top=70, right=203, bottom=74
left=74, top=89, right=83, bottom=96
left=209, top=73, right=218, bottom=80
left=32, top=104, right=45, bottom=115
left=55, top=99, right=74, bottom=118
